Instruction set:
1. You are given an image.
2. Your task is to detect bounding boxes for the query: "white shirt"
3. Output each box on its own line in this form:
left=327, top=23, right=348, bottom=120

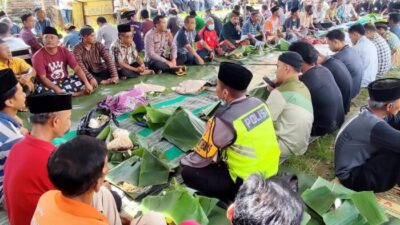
left=96, top=23, right=119, bottom=50
left=353, top=36, right=378, bottom=87
left=58, top=0, right=72, bottom=10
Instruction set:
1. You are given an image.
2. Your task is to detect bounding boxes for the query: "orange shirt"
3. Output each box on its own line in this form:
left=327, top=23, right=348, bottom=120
left=264, top=16, right=280, bottom=34
left=31, top=190, right=109, bottom=225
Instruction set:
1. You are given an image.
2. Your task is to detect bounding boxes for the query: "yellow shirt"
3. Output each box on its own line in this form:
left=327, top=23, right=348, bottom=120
left=0, top=57, right=31, bottom=76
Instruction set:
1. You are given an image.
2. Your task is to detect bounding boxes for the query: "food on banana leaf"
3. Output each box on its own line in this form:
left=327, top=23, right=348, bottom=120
left=117, top=181, right=143, bottom=193
left=107, top=128, right=133, bottom=151
left=88, top=115, right=110, bottom=129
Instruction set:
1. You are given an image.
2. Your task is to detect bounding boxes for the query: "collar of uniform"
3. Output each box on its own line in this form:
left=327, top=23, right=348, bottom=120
left=0, top=112, right=20, bottom=128
left=54, top=191, right=109, bottom=223
left=229, top=95, right=247, bottom=105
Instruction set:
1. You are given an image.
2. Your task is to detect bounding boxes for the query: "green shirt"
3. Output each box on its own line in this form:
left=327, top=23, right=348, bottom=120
left=266, top=76, right=314, bottom=158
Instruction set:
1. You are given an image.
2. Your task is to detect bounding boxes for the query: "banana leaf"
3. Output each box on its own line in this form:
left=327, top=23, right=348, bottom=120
left=208, top=206, right=230, bottom=225
left=138, top=148, right=172, bottom=187
left=322, top=201, right=368, bottom=225
left=310, top=177, right=353, bottom=197
left=350, top=192, right=388, bottom=225
left=141, top=184, right=219, bottom=225
left=131, top=105, right=173, bottom=130
left=249, top=84, right=270, bottom=101
left=162, top=107, right=205, bottom=152
left=301, top=187, right=338, bottom=216
left=278, top=38, right=290, bottom=51
left=199, top=101, right=220, bottom=121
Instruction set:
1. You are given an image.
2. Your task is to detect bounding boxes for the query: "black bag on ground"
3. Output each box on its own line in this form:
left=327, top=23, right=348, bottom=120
left=77, top=104, right=119, bottom=137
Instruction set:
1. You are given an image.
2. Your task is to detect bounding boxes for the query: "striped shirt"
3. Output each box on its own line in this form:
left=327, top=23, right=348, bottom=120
left=0, top=112, right=23, bottom=201
left=73, top=42, right=118, bottom=81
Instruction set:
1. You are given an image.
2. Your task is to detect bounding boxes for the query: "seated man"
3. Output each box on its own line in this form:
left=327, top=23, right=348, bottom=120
left=375, top=22, right=400, bottom=67
left=33, top=27, right=93, bottom=96
left=4, top=94, right=122, bottom=225
left=266, top=52, right=313, bottom=160
left=19, top=13, right=41, bottom=54
left=316, top=51, right=353, bottom=114
left=111, top=24, right=154, bottom=79
left=299, top=5, right=316, bottom=34
left=181, top=62, right=280, bottom=202
left=175, top=15, right=211, bottom=65
left=283, top=7, right=301, bottom=43
left=0, top=68, right=26, bottom=203
left=313, top=0, right=333, bottom=29
left=389, top=13, right=400, bottom=39
left=364, top=23, right=392, bottom=77
left=264, top=6, right=282, bottom=42
left=335, top=78, right=400, bottom=192
left=0, top=22, right=29, bottom=53
left=289, top=41, right=344, bottom=136
left=348, top=24, right=378, bottom=88
left=62, top=23, right=80, bottom=50
left=326, top=29, right=363, bottom=98
left=73, top=26, right=119, bottom=85
left=144, top=15, right=178, bottom=74
left=197, top=17, right=224, bottom=60
left=220, top=10, right=248, bottom=52
left=241, top=9, right=266, bottom=45
left=96, top=16, right=118, bottom=51
left=34, top=8, right=52, bottom=37
left=0, top=39, right=36, bottom=93
left=227, top=174, right=304, bottom=225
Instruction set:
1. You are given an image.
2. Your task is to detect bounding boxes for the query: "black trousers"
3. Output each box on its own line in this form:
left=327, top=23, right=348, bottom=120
left=181, top=162, right=243, bottom=203
left=147, top=59, right=173, bottom=73
left=118, top=62, right=141, bottom=78
left=91, top=70, right=112, bottom=83
left=340, top=150, right=400, bottom=193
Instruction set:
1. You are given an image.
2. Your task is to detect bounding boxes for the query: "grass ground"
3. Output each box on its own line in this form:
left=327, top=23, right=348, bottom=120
left=282, top=68, right=400, bottom=180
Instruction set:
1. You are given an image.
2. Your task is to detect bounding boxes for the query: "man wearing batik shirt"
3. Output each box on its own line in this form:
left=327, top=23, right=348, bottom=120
left=144, top=15, right=178, bottom=74
left=73, top=26, right=119, bottom=85
left=111, top=24, right=154, bottom=79
left=33, top=27, right=94, bottom=96
left=364, top=23, right=392, bottom=77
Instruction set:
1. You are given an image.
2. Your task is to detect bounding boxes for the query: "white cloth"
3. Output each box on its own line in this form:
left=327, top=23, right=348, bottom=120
left=353, top=36, right=378, bottom=88
left=134, top=82, right=166, bottom=93
left=58, top=0, right=73, bottom=10
left=172, top=80, right=207, bottom=95
left=92, top=186, right=122, bottom=225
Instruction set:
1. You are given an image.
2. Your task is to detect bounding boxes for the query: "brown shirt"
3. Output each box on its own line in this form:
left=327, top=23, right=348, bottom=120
left=73, top=42, right=118, bottom=80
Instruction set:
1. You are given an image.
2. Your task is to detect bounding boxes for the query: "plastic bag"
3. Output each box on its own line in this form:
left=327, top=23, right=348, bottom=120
left=77, top=105, right=119, bottom=137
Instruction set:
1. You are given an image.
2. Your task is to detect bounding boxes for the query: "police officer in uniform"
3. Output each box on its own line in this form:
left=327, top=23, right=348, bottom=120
left=335, top=78, right=400, bottom=192
left=181, top=62, right=281, bottom=202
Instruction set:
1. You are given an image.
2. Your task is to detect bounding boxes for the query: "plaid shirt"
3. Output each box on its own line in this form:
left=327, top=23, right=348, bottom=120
left=110, top=39, right=139, bottom=67
left=241, top=19, right=263, bottom=36
left=371, top=33, right=392, bottom=76
left=383, top=30, right=400, bottom=53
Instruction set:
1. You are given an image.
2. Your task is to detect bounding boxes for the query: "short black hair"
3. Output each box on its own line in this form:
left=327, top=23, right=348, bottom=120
left=0, top=22, right=9, bottom=36
left=231, top=10, right=240, bottom=17
left=140, top=9, right=149, bottom=19
left=34, top=7, right=43, bottom=13
left=262, top=4, right=268, bottom=10
left=153, top=15, right=165, bottom=26
left=0, top=11, right=6, bottom=18
left=289, top=41, right=318, bottom=65
left=233, top=174, right=304, bottom=225
left=305, top=5, right=313, bottom=13
left=189, top=10, right=197, bottom=17
left=184, top=15, right=195, bottom=24
left=348, top=23, right=365, bottom=35
left=20, top=13, right=33, bottom=23
left=0, top=86, right=17, bottom=111
left=169, top=9, right=178, bottom=15
left=271, top=6, right=280, bottom=13
left=326, top=29, right=345, bottom=41
left=96, top=16, right=107, bottom=24
left=331, top=0, right=338, bottom=3
left=48, top=135, right=108, bottom=197
left=234, top=5, right=241, bottom=11
left=389, top=13, right=400, bottom=24
left=363, top=22, right=376, bottom=32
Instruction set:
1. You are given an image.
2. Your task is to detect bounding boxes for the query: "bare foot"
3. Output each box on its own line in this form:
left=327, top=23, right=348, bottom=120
left=100, top=79, right=113, bottom=85
left=140, top=70, right=155, bottom=76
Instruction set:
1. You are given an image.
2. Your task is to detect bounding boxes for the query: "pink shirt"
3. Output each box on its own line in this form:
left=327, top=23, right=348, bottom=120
left=32, top=46, right=78, bottom=81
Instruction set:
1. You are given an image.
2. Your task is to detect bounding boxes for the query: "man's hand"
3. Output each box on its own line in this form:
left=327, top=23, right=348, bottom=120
left=210, top=51, right=215, bottom=60
left=197, top=57, right=205, bottom=65
left=54, top=87, right=65, bottom=94
left=84, top=82, right=93, bottom=94
left=138, top=64, right=145, bottom=73
left=90, top=78, right=98, bottom=88
left=111, top=77, right=119, bottom=84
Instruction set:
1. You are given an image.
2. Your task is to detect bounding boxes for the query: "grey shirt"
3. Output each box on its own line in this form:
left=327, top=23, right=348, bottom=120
left=97, top=23, right=119, bottom=50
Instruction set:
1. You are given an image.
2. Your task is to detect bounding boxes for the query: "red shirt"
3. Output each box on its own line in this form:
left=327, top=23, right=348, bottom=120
left=4, top=134, right=55, bottom=225
left=32, top=46, right=78, bottom=82
left=197, top=27, right=220, bottom=50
